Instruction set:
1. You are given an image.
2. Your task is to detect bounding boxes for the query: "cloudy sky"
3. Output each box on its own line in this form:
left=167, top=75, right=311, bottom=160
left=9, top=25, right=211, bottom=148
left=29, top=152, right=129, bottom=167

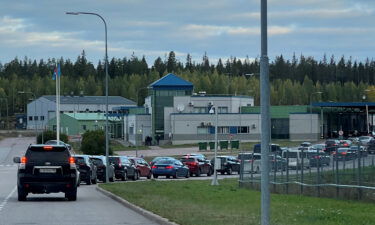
left=1, top=0, right=375, bottom=66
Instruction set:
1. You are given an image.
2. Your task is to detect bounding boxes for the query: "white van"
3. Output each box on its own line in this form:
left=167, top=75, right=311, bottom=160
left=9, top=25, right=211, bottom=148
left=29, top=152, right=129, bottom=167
left=282, top=148, right=310, bottom=169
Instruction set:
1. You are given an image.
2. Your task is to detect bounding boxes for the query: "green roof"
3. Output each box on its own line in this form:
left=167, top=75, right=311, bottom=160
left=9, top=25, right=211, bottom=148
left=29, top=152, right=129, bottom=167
left=241, top=105, right=309, bottom=119
left=64, top=113, right=121, bottom=121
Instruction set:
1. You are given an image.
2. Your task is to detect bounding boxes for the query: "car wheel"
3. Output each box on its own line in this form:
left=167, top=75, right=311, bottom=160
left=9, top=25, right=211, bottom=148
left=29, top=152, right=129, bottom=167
left=185, top=170, right=190, bottom=178
left=121, top=171, right=127, bottom=181
left=227, top=167, right=232, bottom=175
left=196, top=169, right=201, bottom=177
left=65, top=188, right=77, bottom=201
left=17, top=187, right=27, bottom=201
left=92, top=178, right=97, bottom=184
left=166, top=175, right=170, bottom=179
left=207, top=168, right=212, bottom=176
left=147, top=172, right=152, bottom=179
left=153, top=174, right=158, bottom=179
left=220, top=171, right=225, bottom=175
left=173, top=171, right=178, bottom=179
left=109, top=176, right=114, bottom=182
left=86, top=177, right=91, bottom=185
left=132, top=171, right=139, bottom=181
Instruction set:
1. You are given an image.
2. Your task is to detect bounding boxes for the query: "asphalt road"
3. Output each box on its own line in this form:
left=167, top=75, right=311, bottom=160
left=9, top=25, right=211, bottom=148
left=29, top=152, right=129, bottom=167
left=0, top=137, right=157, bottom=225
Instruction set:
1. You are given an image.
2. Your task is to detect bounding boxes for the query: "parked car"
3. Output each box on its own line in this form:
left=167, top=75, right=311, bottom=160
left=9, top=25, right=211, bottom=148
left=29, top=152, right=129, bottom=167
left=349, top=145, right=368, bottom=157
left=152, top=158, right=190, bottom=179
left=13, top=144, right=79, bottom=201
left=73, top=154, right=97, bottom=185
left=269, top=154, right=288, bottom=171
left=300, top=142, right=312, bottom=147
left=238, top=153, right=261, bottom=173
left=90, top=156, right=115, bottom=183
left=282, top=149, right=310, bottom=169
left=180, top=156, right=213, bottom=176
left=325, top=139, right=340, bottom=153
left=307, top=152, right=330, bottom=167
left=253, top=144, right=282, bottom=155
left=181, top=153, right=207, bottom=161
left=129, top=157, right=152, bottom=179
left=339, top=140, right=352, bottom=147
left=45, top=140, right=72, bottom=151
left=149, top=157, right=175, bottom=167
left=359, top=136, right=374, bottom=146
left=367, top=139, right=375, bottom=154
left=333, top=148, right=355, bottom=161
left=311, top=144, right=326, bottom=152
left=109, top=156, right=139, bottom=181
left=210, top=156, right=239, bottom=175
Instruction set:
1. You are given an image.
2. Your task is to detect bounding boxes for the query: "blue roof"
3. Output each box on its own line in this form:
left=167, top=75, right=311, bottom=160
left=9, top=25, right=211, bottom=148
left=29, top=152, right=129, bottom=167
left=312, top=102, right=375, bottom=107
left=148, top=73, right=193, bottom=90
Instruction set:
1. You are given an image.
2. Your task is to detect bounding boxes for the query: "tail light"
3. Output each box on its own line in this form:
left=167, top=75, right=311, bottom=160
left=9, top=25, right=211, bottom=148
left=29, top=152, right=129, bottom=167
left=152, top=165, right=157, bottom=169
left=165, top=165, right=173, bottom=169
left=341, top=152, right=347, bottom=155
left=188, top=162, right=198, bottom=166
left=69, top=157, right=76, bottom=169
left=43, top=145, right=53, bottom=150
left=314, top=156, right=320, bottom=159
left=20, top=156, right=27, bottom=169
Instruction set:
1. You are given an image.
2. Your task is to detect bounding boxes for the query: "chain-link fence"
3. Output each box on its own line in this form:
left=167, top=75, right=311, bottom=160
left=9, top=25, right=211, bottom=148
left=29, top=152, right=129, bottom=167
left=239, top=147, right=375, bottom=202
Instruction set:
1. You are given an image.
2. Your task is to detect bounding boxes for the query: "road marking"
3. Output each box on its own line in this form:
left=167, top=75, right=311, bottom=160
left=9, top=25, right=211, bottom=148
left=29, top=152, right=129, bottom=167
left=0, top=186, right=16, bottom=213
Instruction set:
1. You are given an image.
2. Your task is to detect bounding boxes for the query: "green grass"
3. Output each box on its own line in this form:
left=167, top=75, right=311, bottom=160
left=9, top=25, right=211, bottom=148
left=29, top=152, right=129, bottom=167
left=101, top=179, right=375, bottom=225
left=160, top=143, right=198, bottom=149
left=110, top=141, right=151, bottom=151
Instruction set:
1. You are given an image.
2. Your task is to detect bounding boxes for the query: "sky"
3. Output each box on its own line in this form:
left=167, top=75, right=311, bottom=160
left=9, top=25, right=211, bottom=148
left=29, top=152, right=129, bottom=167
left=1, top=0, right=375, bottom=66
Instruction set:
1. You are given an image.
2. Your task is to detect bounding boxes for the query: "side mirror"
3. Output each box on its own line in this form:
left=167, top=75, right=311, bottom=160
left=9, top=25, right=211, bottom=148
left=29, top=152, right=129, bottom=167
left=13, top=157, right=21, bottom=163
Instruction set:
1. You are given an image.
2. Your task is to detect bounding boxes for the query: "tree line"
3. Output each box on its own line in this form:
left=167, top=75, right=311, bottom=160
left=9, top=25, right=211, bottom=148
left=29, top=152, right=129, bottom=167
left=0, top=51, right=375, bottom=118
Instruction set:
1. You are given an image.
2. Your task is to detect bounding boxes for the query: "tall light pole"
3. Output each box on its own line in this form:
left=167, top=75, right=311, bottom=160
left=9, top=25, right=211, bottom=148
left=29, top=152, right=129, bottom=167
left=209, top=105, right=219, bottom=185
left=66, top=11, right=110, bottom=183
left=18, top=91, right=38, bottom=139
left=0, top=98, right=9, bottom=132
left=260, top=0, right=270, bottom=224
left=310, top=91, right=322, bottom=141
left=363, top=89, right=374, bottom=135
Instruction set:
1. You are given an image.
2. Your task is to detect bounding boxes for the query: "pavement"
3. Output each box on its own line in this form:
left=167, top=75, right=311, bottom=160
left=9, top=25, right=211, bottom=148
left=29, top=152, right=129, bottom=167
left=0, top=137, right=158, bottom=225
left=116, top=146, right=205, bottom=158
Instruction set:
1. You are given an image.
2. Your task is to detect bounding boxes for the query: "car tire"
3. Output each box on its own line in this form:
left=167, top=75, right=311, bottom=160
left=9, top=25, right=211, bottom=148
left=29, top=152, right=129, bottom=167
left=196, top=169, right=201, bottom=177
left=185, top=171, right=190, bottom=178
left=166, top=175, right=170, bottom=179
left=17, top=187, right=27, bottom=201
left=109, top=176, right=114, bottom=182
left=207, top=169, right=212, bottom=176
left=153, top=174, right=158, bottom=179
left=173, top=171, right=178, bottom=179
left=86, top=177, right=91, bottom=185
left=220, top=171, right=225, bottom=175
left=122, top=172, right=127, bottom=181
left=92, top=178, right=97, bottom=184
left=132, top=171, right=139, bottom=181
left=147, top=172, right=152, bottom=179
left=227, top=167, right=232, bottom=175
left=65, top=188, right=77, bottom=201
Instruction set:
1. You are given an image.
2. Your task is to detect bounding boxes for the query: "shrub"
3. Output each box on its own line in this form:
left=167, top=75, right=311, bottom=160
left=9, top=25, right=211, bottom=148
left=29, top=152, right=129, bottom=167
left=37, top=130, right=68, bottom=144
left=80, top=130, right=113, bottom=155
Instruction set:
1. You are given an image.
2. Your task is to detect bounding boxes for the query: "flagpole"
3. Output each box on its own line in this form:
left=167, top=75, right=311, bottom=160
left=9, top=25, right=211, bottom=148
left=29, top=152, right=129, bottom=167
left=56, top=63, right=60, bottom=142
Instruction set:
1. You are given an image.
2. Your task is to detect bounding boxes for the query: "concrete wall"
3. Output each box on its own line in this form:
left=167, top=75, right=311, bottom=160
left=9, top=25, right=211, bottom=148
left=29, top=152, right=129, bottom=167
left=170, top=113, right=261, bottom=144
left=127, top=114, right=151, bottom=146
left=289, top=113, right=319, bottom=141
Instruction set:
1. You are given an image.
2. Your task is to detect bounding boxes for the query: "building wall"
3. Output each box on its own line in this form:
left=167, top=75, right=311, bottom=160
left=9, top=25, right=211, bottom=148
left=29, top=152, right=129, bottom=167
left=127, top=114, right=151, bottom=146
left=170, top=113, right=261, bottom=144
left=289, top=114, right=319, bottom=141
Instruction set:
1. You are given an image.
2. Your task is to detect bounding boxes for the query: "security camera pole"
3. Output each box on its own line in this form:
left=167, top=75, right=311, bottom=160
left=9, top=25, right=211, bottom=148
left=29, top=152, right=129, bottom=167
left=260, top=0, right=270, bottom=225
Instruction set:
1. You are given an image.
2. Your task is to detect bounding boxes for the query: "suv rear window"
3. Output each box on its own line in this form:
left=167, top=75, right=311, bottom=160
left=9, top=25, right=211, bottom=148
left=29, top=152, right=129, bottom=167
left=74, top=157, right=85, bottom=164
left=109, top=157, right=120, bottom=164
left=26, top=146, right=69, bottom=162
left=91, top=158, right=103, bottom=166
left=180, top=158, right=196, bottom=163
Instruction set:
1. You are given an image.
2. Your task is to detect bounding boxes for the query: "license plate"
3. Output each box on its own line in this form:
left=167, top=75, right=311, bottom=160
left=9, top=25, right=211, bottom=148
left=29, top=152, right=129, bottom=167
left=40, top=168, right=56, bottom=173
left=158, top=167, right=165, bottom=169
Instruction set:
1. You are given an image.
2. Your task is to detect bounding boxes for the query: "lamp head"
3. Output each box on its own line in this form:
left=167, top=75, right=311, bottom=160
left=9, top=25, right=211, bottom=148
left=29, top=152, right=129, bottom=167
left=66, top=12, right=80, bottom=15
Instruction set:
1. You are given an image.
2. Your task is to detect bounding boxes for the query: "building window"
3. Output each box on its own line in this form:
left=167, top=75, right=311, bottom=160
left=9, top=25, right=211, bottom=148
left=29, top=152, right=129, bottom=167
left=238, top=126, right=249, bottom=134
left=34, top=116, right=38, bottom=121
left=193, top=107, right=207, bottom=113
left=129, top=127, right=134, bottom=135
left=41, top=116, right=45, bottom=121
left=218, top=107, right=228, bottom=113
left=218, top=126, right=229, bottom=134
left=82, top=125, right=87, bottom=130
left=29, top=116, right=33, bottom=121
left=197, top=127, right=208, bottom=134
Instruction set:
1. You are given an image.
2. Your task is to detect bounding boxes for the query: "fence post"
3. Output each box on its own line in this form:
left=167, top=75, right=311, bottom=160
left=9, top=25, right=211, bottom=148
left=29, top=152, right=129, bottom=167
left=273, top=152, right=277, bottom=192
left=357, top=143, right=362, bottom=200
left=286, top=150, right=289, bottom=194
left=316, top=147, right=320, bottom=197
left=250, top=152, right=254, bottom=188
left=301, top=148, right=304, bottom=194
left=335, top=147, right=339, bottom=198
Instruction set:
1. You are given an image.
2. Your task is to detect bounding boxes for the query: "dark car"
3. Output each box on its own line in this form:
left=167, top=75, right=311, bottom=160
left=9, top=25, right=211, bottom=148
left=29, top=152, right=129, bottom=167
left=13, top=144, right=79, bottom=201
left=211, top=156, right=240, bottom=175
left=349, top=145, right=368, bottom=157
left=109, top=156, right=139, bottom=181
left=307, top=152, right=331, bottom=167
left=151, top=159, right=190, bottom=179
left=253, top=143, right=282, bottom=155
left=367, top=139, right=375, bottom=154
left=333, top=148, right=355, bottom=161
left=149, top=157, right=175, bottom=167
left=339, top=140, right=352, bottom=148
left=45, top=140, right=72, bottom=151
left=325, top=139, right=340, bottom=153
left=269, top=154, right=288, bottom=171
left=129, top=157, right=152, bottom=179
left=90, top=156, right=115, bottom=183
left=180, top=156, right=213, bottom=177
left=73, top=154, right=97, bottom=185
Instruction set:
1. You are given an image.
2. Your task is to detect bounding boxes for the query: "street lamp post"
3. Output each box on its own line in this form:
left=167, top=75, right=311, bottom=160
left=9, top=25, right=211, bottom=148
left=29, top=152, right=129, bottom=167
left=209, top=105, right=219, bottom=186
left=310, top=92, right=322, bottom=141
left=0, top=98, right=9, bottom=132
left=363, top=89, right=374, bottom=135
left=18, top=91, right=38, bottom=139
left=66, top=11, right=110, bottom=183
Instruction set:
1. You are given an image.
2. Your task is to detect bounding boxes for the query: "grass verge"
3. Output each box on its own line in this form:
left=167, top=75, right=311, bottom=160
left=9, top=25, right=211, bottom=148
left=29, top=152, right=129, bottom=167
left=100, top=179, right=375, bottom=225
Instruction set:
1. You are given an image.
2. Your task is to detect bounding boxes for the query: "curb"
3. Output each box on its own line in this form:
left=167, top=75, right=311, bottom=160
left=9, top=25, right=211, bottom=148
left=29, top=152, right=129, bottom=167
left=96, top=186, right=179, bottom=225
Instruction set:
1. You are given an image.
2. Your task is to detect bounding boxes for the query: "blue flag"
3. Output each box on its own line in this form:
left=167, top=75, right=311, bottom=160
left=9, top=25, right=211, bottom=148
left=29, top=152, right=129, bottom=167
left=52, top=64, right=61, bottom=80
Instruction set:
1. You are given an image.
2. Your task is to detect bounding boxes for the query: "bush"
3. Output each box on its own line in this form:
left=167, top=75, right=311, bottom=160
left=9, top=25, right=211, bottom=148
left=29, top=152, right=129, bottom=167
left=37, top=130, right=68, bottom=144
left=80, top=130, right=113, bottom=155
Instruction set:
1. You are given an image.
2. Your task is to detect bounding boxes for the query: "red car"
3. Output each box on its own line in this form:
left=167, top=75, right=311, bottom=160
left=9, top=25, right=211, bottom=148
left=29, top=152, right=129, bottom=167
left=180, top=156, right=213, bottom=177
left=129, top=157, right=152, bottom=179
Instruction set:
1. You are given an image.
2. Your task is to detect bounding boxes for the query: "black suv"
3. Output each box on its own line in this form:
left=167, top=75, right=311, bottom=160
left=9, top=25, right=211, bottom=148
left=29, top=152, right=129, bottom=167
left=73, top=155, right=97, bottom=185
left=211, top=156, right=240, bottom=175
left=13, top=144, right=79, bottom=201
left=108, top=156, right=139, bottom=181
left=90, top=156, right=115, bottom=183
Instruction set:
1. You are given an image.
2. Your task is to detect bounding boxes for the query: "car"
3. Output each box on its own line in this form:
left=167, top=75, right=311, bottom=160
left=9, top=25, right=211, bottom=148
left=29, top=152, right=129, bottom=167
left=45, top=140, right=72, bottom=151
left=13, top=144, right=79, bottom=201
left=281, top=148, right=310, bottom=169
left=358, top=136, right=374, bottom=146
left=180, top=156, right=213, bottom=177
left=253, top=143, right=282, bottom=155
left=151, top=158, right=190, bottom=179
left=269, top=154, right=288, bottom=171
left=90, top=156, right=115, bottom=183
left=181, top=153, right=207, bottom=160
left=367, top=139, right=375, bottom=154
left=73, top=154, right=97, bottom=185
left=333, top=148, right=355, bottom=161
left=238, top=153, right=261, bottom=173
left=325, top=139, right=340, bottom=153
left=311, top=144, right=326, bottom=152
left=300, top=142, right=312, bottom=147
left=149, top=157, right=175, bottom=167
left=307, top=152, right=330, bottom=167
left=129, top=157, right=152, bottom=179
left=339, top=140, right=352, bottom=147
left=211, top=155, right=240, bottom=175
left=349, top=145, right=368, bottom=157
left=108, top=156, right=139, bottom=181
